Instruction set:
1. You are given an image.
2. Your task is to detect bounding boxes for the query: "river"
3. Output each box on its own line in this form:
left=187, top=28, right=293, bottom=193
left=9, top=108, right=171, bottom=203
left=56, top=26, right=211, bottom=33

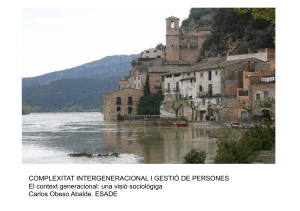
left=22, top=112, right=229, bottom=164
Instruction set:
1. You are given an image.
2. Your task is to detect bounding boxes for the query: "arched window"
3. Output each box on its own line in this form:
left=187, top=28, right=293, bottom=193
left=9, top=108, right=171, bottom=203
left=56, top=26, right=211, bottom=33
left=171, top=21, right=174, bottom=28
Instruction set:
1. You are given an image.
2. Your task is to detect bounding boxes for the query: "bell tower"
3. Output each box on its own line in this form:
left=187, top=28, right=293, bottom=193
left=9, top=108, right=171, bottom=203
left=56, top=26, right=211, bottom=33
left=166, top=16, right=180, bottom=61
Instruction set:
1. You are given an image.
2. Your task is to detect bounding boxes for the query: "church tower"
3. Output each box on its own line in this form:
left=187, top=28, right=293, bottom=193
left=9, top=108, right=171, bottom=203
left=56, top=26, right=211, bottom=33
left=165, top=16, right=180, bottom=62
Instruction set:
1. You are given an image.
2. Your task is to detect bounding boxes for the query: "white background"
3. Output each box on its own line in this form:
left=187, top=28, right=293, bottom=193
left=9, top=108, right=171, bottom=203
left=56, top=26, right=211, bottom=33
left=1, top=0, right=299, bottom=210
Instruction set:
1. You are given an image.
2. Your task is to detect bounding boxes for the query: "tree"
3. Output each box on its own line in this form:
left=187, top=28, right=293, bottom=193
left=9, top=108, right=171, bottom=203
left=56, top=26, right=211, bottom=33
left=61, top=107, right=69, bottom=112
left=22, top=102, right=30, bottom=115
left=137, top=92, right=164, bottom=115
left=143, top=72, right=151, bottom=97
left=188, top=101, right=201, bottom=121
left=234, top=8, right=275, bottom=43
left=184, top=148, right=206, bottom=164
left=234, top=8, right=275, bottom=25
left=258, top=97, right=275, bottom=109
left=208, top=101, right=227, bottom=121
left=70, top=105, right=83, bottom=112
left=155, top=43, right=165, bottom=51
left=30, top=106, right=42, bottom=113
left=164, top=100, right=188, bottom=118
left=238, top=99, right=259, bottom=122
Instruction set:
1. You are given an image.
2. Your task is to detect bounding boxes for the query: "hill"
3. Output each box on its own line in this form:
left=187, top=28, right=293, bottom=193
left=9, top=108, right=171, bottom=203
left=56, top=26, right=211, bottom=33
left=22, top=54, right=139, bottom=89
left=22, top=78, right=120, bottom=111
left=22, top=54, right=139, bottom=111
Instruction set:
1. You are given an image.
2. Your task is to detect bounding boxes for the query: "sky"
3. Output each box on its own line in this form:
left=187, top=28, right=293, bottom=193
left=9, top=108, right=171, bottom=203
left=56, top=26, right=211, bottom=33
left=22, top=7, right=191, bottom=77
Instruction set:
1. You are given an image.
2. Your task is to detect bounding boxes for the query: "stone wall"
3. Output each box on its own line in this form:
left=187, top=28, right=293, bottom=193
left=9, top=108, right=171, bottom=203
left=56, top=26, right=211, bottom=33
left=251, top=83, right=275, bottom=118
left=179, top=48, right=199, bottom=61
left=220, top=96, right=239, bottom=122
left=103, top=89, right=143, bottom=120
left=166, top=35, right=180, bottom=61
left=130, top=58, right=163, bottom=75
left=227, top=49, right=268, bottom=61
left=149, top=72, right=163, bottom=93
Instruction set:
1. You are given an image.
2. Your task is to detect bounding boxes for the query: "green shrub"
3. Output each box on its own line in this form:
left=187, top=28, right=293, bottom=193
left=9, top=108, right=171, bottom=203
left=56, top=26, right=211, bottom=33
left=184, top=148, right=206, bottom=164
left=242, top=121, right=275, bottom=150
left=117, top=114, right=126, bottom=121
left=214, top=130, right=257, bottom=164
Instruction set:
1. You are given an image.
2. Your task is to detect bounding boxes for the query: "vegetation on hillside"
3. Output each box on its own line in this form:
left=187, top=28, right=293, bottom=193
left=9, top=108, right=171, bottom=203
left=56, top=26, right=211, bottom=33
left=193, top=8, right=275, bottom=61
left=22, top=78, right=116, bottom=111
left=180, top=8, right=215, bottom=34
left=22, top=54, right=139, bottom=111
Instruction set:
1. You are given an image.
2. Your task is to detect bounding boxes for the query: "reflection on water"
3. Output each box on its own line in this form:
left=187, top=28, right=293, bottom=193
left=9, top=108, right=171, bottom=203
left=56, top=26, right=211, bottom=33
left=22, top=112, right=223, bottom=164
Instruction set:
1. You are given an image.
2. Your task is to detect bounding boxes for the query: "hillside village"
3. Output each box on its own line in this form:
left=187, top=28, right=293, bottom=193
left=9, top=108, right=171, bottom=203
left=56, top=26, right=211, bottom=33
left=103, top=15, right=275, bottom=123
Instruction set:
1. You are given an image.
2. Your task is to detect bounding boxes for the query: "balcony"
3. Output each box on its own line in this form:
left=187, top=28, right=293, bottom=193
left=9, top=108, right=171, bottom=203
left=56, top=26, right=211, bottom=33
left=154, top=84, right=162, bottom=89
left=172, top=88, right=180, bottom=93
left=197, top=91, right=221, bottom=98
left=238, top=90, right=248, bottom=96
left=116, top=102, right=122, bottom=105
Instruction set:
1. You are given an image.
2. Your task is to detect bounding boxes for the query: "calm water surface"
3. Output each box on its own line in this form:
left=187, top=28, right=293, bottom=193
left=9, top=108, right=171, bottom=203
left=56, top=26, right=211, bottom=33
left=22, top=112, right=223, bottom=164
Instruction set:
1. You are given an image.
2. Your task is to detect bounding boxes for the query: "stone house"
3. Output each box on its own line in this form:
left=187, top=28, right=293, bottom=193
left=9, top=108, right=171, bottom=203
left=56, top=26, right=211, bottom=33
left=103, top=89, right=143, bottom=120
left=161, top=56, right=264, bottom=121
left=141, top=48, right=164, bottom=59
left=118, top=73, right=147, bottom=91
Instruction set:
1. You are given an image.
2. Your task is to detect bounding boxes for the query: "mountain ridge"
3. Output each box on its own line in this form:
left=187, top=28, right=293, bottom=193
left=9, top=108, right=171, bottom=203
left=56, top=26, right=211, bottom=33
left=22, top=54, right=139, bottom=88
left=22, top=54, right=140, bottom=111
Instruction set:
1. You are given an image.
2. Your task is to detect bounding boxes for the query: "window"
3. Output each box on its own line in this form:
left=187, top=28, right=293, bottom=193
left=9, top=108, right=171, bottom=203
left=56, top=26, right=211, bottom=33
left=134, top=77, right=136, bottom=80
left=138, top=84, right=140, bottom=88
left=157, top=56, right=161, bottom=58
left=199, top=86, right=202, bottom=92
left=176, top=81, right=179, bottom=91
left=201, top=73, right=203, bottom=77
left=128, top=97, right=132, bottom=105
left=155, top=81, right=161, bottom=89
left=190, top=79, right=192, bottom=83
left=116, top=97, right=121, bottom=105
left=208, top=84, right=212, bottom=96
left=187, top=73, right=190, bottom=76
left=264, top=91, right=268, bottom=99
left=215, top=71, right=218, bottom=75
left=117, top=107, right=121, bottom=112
left=146, top=51, right=150, bottom=53
left=202, top=99, right=205, bottom=105
left=256, top=94, right=260, bottom=100
left=154, top=50, right=157, bottom=52
left=138, top=76, right=140, bottom=80
left=171, top=21, right=174, bottom=28
left=216, top=98, right=219, bottom=104
left=208, top=71, right=211, bottom=80
left=128, top=107, right=132, bottom=114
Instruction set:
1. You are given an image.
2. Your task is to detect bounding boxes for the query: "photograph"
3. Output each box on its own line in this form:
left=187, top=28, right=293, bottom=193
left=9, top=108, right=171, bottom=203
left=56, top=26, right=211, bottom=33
left=2, top=1, right=299, bottom=210
left=22, top=7, right=276, bottom=164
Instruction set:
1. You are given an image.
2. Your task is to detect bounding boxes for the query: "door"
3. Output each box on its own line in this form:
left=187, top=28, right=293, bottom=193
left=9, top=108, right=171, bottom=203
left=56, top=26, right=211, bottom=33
left=241, top=111, right=248, bottom=121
